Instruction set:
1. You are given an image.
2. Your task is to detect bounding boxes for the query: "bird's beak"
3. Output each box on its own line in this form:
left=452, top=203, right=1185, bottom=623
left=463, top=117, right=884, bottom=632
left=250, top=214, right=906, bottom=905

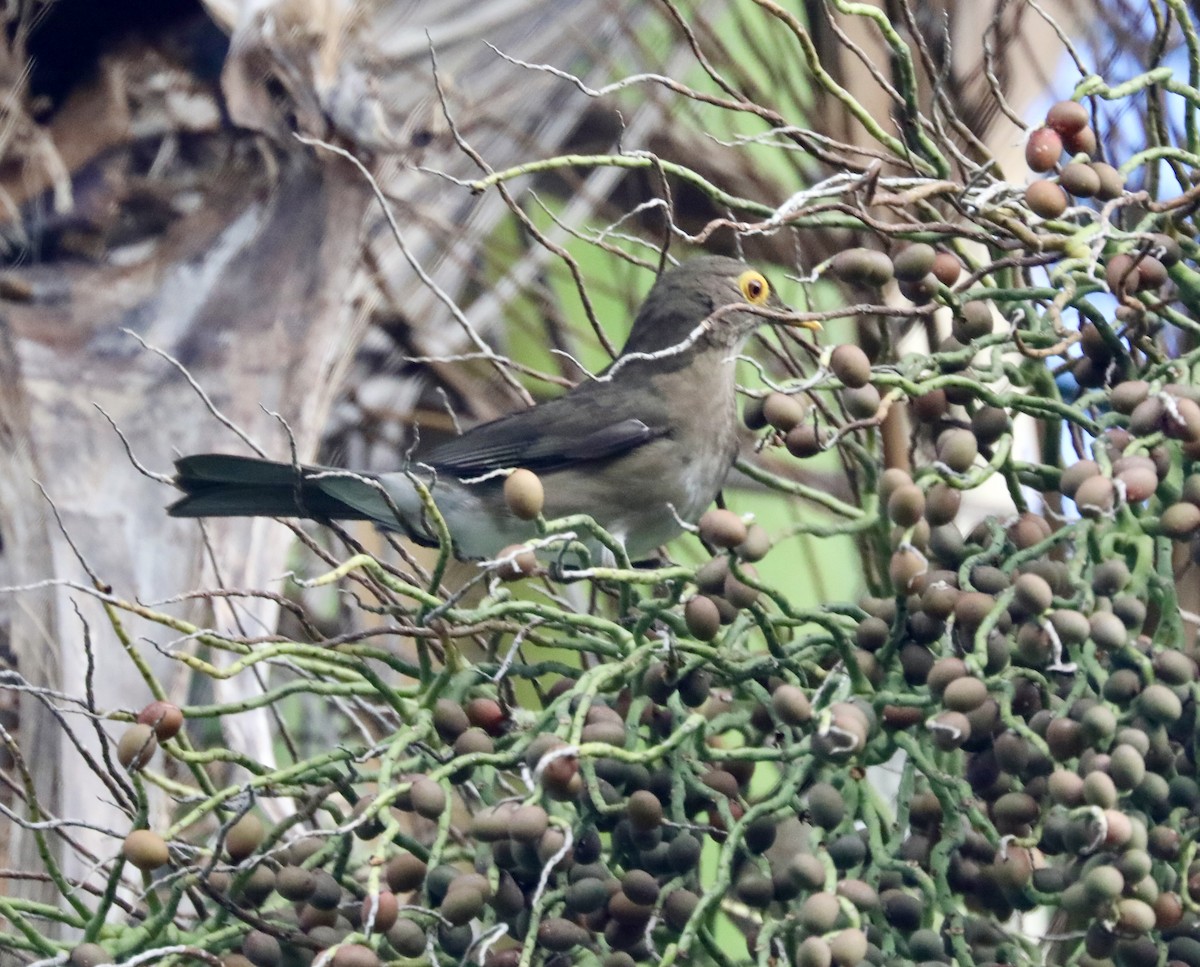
left=768, top=297, right=821, bottom=332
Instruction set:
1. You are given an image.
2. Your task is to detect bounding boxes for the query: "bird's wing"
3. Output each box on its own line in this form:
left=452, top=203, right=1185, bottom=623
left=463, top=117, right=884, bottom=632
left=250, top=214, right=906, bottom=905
left=426, top=391, right=669, bottom=478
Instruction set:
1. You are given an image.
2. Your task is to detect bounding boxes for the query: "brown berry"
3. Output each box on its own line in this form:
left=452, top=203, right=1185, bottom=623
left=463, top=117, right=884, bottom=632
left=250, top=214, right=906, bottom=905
left=1047, top=101, right=1089, bottom=135
left=1148, top=232, right=1181, bottom=266
left=123, top=829, right=170, bottom=871
left=627, top=789, right=664, bottom=831
left=331, top=945, right=380, bottom=967
left=971, top=405, right=1011, bottom=445
left=943, top=676, right=988, bottom=712
left=887, top=484, right=926, bottom=527
left=117, top=724, right=157, bottom=772
left=892, top=244, right=937, bottom=282
left=828, top=248, right=894, bottom=286
left=685, top=595, right=721, bottom=641
left=1162, top=502, right=1200, bottom=539
left=385, top=851, right=427, bottom=893
left=924, top=482, right=961, bottom=526
left=936, top=428, right=978, bottom=473
left=1025, top=127, right=1063, bottom=172
left=698, top=508, right=748, bottom=549
left=954, top=301, right=993, bottom=342
left=1136, top=254, right=1167, bottom=290
left=830, top=344, right=871, bottom=388
left=1107, top=253, right=1141, bottom=295
left=361, top=890, right=399, bottom=932
left=495, top=544, right=537, bottom=580
left=1130, top=396, right=1165, bottom=435
left=69, top=945, right=113, bottom=967
left=1092, top=162, right=1125, bottom=200
left=538, top=918, right=587, bottom=952
left=880, top=467, right=913, bottom=502
left=1060, top=459, right=1099, bottom=498
left=241, top=930, right=281, bottom=967
left=1074, top=475, right=1116, bottom=517
left=829, top=929, right=870, bottom=966
left=1111, top=380, right=1150, bottom=414
left=388, top=918, right=426, bottom=957
left=503, top=469, right=544, bottom=520
left=275, top=865, right=315, bottom=901
left=433, top=698, right=470, bottom=741
left=1168, top=397, right=1200, bottom=442
left=663, top=888, right=699, bottom=930
left=137, top=701, right=184, bottom=741
left=762, top=392, right=806, bottom=431
left=226, top=814, right=265, bottom=862
left=440, top=883, right=485, bottom=925
left=911, top=388, right=948, bottom=422
left=724, top=566, right=759, bottom=609
left=509, top=805, right=549, bottom=842
left=735, top=523, right=771, bottom=562
left=1064, top=125, right=1097, bottom=156
left=1060, top=161, right=1101, bottom=198
left=743, top=396, right=767, bottom=430
left=1116, top=464, right=1157, bottom=503
left=772, top=684, right=812, bottom=725
left=410, top=778, right=447, bottom=820
left=889, top=547, right=927, bottom=593
left=1013, top=572, right=1053, bottom=614
left=930, top=711, right=971, bottom=750
left=465, top=697, right=506, bottom=735
left=454, top=727, right=494, bottom=757
left=931, top=251, right=962, bottom=287
left=784, top=424, right=823, bottom=458
left=1026, top=180, right=1068, bottom=218
left=843, top=384, right=882, bottom=419
left=899, top=274, right=939, bottom=304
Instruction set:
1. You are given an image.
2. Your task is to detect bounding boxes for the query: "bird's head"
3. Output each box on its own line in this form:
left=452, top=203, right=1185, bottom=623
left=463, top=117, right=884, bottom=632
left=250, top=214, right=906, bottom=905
left=619, top=255, right=820, bottom=359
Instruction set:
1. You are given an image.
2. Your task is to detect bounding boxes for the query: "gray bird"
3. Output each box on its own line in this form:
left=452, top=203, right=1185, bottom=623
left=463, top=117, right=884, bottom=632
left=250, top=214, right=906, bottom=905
left=169, top=256, right=818, bottom=560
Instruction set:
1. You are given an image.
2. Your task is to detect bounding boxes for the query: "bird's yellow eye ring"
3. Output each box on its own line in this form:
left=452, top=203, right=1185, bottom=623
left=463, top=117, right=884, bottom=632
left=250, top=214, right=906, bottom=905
left=738, top=270, right=770, bottom=305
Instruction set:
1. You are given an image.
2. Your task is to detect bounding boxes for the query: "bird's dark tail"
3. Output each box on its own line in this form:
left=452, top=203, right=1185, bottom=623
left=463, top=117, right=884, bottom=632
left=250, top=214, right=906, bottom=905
left=169, top=454, right=382, bottom=522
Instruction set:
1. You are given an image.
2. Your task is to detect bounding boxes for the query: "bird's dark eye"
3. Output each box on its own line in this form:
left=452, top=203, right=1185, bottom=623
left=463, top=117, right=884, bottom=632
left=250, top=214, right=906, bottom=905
left=738, top=270, right=770, bottom=305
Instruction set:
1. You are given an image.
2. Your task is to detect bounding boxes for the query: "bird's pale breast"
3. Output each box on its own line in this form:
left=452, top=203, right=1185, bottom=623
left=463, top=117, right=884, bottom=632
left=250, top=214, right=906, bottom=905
left=536, top=353, right=741, bottom=558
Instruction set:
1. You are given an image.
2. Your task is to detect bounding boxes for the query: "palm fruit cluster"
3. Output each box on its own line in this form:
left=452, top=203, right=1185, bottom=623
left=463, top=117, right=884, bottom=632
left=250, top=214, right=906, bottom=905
left=28, top=24, right=1200, bottom=961
left=724, top=93, right=1200, bottom=966
left=58, top=92, right=1200, bottom=967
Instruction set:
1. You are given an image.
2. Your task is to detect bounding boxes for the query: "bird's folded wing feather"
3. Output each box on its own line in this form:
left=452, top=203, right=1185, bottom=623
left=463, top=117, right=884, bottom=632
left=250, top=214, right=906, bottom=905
left=426, top=392, right=669, bottom=477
